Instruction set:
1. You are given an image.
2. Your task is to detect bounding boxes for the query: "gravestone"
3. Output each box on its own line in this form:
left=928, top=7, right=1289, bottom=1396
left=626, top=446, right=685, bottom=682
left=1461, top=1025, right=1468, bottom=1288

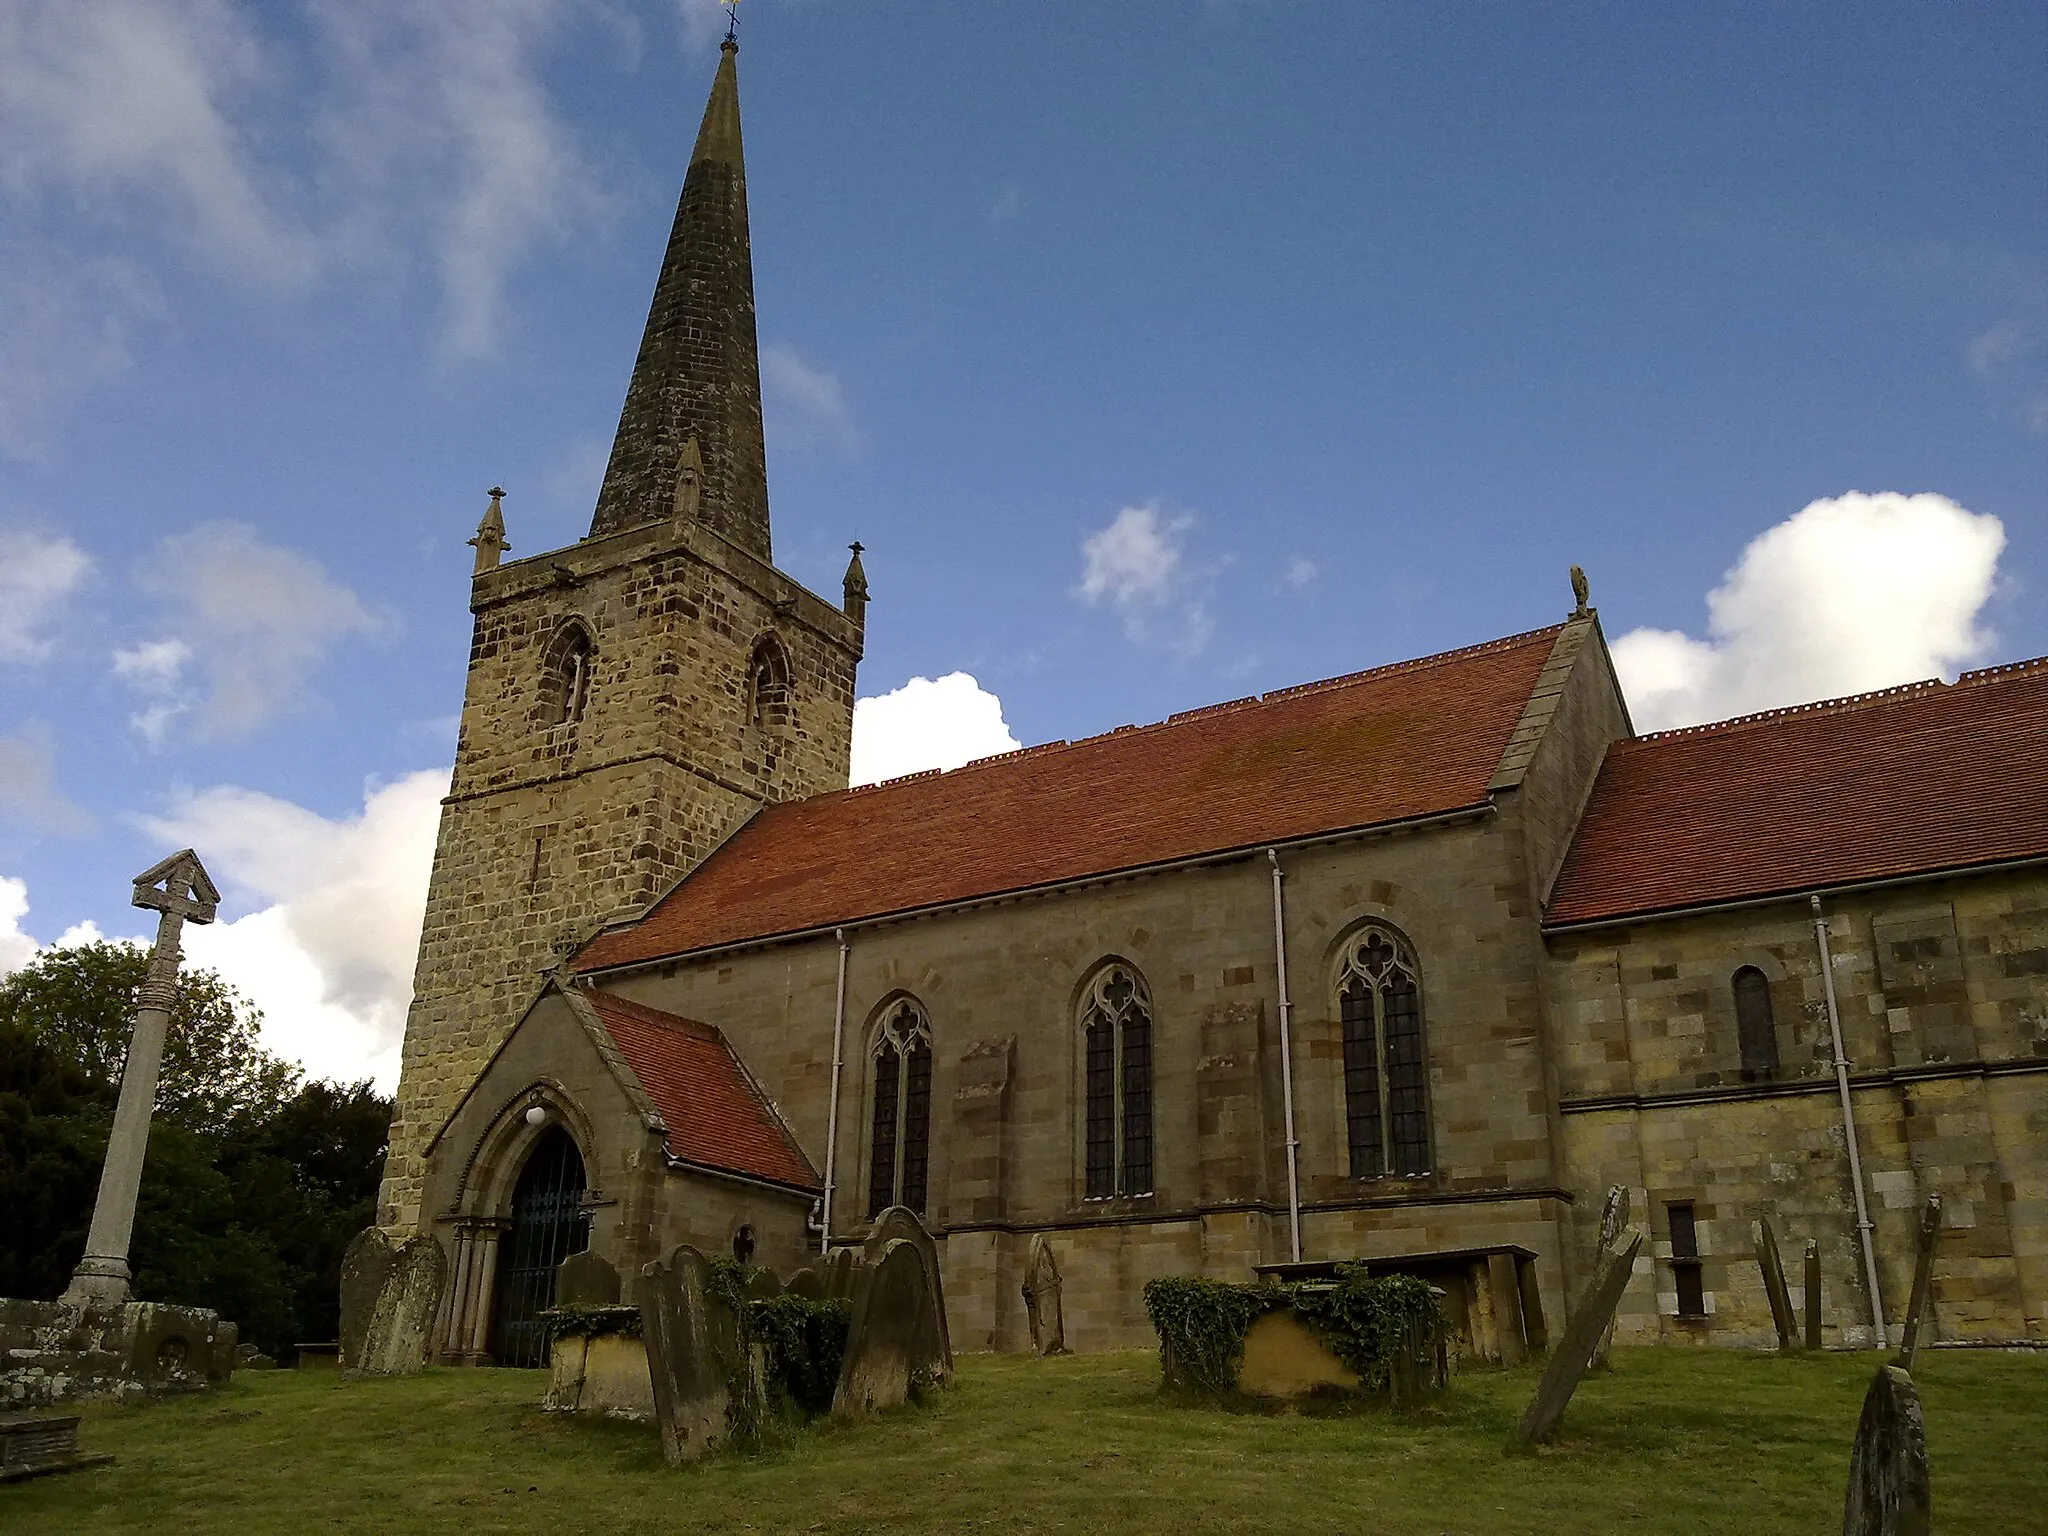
left=1511, top=1228, right=1643, bottom=1449
left=339, top=1228, right=446, bottom=1377
left=745, top=1267, right=785, bottom=1301
left=824, top=1248, right=861, bottom=1303
left=1589, top=1185, right=1629, bottom=1370
left=1805, top=1240, right=1823, bottom=1352
left=1842, top=1365, right=1931, bottom=1536
left=556, top=1251, right=620, bottom=1307
left=863, top=1207, right=952, bottom=1380
left=637, top=1244, right=742, bottom=1465
left=0, top=1412, right=114, bottom=1482
left=1895, top=1196, right=1943, bottom=1371
left=1755, top=1218, right=1799, bottom=1350
left=785, top=1264, right=826, bottom=1301
left=833, top=1238, right=943, bottom=1418
left=1021, top=1234, right=1067, bottom=1356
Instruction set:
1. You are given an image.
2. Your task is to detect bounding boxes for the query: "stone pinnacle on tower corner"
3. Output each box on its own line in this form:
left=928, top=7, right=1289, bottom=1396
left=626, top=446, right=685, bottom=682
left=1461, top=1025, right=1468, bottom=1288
left=587, top=37, right=771, bottom=559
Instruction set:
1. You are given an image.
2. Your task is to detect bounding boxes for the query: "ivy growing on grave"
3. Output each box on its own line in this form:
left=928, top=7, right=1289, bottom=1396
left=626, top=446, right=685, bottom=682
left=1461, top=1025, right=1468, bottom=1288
left=1142, top=1264, right=1449, bottom=1406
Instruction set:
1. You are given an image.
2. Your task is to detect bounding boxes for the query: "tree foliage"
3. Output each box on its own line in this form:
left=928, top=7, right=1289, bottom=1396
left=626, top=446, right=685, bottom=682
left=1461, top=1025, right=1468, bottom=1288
left=0, top=942, right=390, bottom=1358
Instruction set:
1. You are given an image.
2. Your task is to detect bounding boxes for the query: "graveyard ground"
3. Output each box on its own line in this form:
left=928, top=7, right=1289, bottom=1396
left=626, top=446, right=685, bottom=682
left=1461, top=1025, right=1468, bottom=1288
left=10, top=1346, right=2047, bottom=1534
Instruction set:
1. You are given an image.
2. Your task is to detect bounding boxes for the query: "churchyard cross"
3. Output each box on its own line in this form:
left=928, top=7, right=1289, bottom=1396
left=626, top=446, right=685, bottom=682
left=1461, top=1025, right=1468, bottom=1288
left=60, top=849, right=219, bottom=1307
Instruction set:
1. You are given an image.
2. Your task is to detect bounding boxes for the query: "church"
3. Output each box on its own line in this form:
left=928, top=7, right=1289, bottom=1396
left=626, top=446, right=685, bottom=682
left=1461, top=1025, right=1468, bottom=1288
left=378, top=40, right=2048, bottom=1367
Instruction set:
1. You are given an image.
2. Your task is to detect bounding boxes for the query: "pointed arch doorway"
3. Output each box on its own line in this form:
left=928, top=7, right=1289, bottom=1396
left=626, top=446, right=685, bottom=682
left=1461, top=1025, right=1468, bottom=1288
left=490, top=1126, right=590, bottom=1368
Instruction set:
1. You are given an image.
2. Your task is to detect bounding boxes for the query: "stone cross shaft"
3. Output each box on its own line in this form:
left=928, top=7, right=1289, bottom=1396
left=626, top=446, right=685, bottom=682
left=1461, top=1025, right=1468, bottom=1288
left=61, top=850, right=219, bottom=1308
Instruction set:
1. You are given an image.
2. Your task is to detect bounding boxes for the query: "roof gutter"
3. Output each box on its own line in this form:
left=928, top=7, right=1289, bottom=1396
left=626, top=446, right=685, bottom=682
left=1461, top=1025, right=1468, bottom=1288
left=577, top=801, right=1498, bottom=980
left=660, top=1149, right=820, bottom=1201
left=1541, top=851, right=2048, bottom=936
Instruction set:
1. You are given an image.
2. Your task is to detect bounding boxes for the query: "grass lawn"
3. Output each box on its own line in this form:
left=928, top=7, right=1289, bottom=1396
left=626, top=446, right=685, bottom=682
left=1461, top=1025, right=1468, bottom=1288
left=9, top=1346, right=2045, bottom=1534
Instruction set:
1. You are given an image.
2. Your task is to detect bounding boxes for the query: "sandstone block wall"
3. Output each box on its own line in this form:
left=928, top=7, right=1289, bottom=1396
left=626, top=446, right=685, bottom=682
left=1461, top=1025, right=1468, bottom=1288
left=382, top=514, right=860, bottom=1233
left=1547, top=869, right=2048, bottom=1346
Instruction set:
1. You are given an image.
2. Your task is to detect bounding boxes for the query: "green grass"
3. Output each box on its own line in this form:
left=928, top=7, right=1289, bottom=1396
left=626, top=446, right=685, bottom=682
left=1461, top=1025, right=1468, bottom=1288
left=11, top=1347, right=2046, bottom=1534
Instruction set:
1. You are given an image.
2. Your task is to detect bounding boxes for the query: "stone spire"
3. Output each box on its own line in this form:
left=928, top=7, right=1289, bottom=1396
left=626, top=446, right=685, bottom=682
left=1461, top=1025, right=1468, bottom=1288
left=841, top=540, right=869, bottom=626
left=588, top=38, right=771, bottom=559
left=470, top=487, right=509, bottom=574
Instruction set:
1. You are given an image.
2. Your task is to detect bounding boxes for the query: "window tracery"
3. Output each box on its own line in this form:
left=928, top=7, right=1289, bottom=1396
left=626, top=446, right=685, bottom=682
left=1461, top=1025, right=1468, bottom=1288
left=867, top=998, right=932, bottom=1217
left=1080, top=962, right=1154, bottom=1199
left=542, top=623, right=594, bottom=727
left=1335, top=926, right=1431, bottom=1177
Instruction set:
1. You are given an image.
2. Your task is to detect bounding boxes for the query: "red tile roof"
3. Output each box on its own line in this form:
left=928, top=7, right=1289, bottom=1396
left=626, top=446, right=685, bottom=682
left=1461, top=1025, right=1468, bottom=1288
left=583, top=989, right=819, bottom=1191
left=1545, top=657, right=2048, bottom=928
left=576, top=626, right=1564, bottom=969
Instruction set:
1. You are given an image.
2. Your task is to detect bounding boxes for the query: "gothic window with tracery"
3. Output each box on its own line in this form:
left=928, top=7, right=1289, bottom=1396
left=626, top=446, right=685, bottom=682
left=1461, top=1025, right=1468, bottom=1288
left=544, top=624, right=594, bottom=727
left=1080, top=962, right=1154, bottom=1199
left=867, top=998, right=933, bottom=1217
left=1336, top=926, right=1431, bottom=1177
left=1732, top=966, right=1779, bottom=1078
left=749, top=636, right=790, bottom=731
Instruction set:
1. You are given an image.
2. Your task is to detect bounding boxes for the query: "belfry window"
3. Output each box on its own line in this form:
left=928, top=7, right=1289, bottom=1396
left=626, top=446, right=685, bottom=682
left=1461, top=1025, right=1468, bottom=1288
left=544, top=624, right=594, bottom=727
left=1732, top=966, right=1779, bottom=1079
left=1081, top=962, right=1154, bottom=1199
left=867, top=999, right=933, bottom=1218
left=749, top=637, right=790, bottom=731
left=1336, top=926, right=1431, bottom=1178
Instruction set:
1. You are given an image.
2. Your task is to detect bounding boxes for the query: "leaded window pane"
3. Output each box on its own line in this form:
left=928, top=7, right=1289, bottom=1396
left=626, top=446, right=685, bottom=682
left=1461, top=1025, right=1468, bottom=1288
left=867, top=1040, right=899, bottom=1218
left=1383, top=975, right=1429, bottom=1175
left=1335, top=926, right=1430, bottom=1178
left=901, top=1035, right=932, bottom=1215
left=1340, top=981, right=1383, bottom=1177
left=1120, top=1011, right=1153, bottom=1196
left=1084, top=1015, right=1116, bottom=1199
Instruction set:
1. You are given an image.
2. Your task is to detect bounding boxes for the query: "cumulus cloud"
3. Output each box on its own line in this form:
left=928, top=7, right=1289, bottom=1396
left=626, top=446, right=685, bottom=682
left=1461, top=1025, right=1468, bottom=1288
left=118, top=523, right=378, bottom=742
left=142, top=769, right=448, bottom=1088
left=1611, top=491, right=2006, bottom=732
left=1076, top=503, right=1215, bottom=656
left=850, top=673, right=1022, bottom=787
left=0, top=877, right=36, bottom=975
left=0, top=528, right=90, bottom=658
left=761, top=344, right=860, bottom=454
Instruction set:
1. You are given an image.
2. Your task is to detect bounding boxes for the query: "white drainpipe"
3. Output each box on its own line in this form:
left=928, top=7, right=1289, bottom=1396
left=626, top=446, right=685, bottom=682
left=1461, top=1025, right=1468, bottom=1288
left=1812, top=894, right=1887, bottom=1347
left=820, top=928, right=850, bottom=1254
left=1266, top=849, right=1304, bottom=1264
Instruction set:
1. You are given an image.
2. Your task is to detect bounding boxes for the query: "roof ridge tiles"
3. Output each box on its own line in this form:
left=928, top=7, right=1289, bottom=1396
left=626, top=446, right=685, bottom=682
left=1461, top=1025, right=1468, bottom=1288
left=1958, top=652, right=2048, bottom=685
left=1259, top=623, right=1564, bottom=704
left=1630, top=676, right=1955, bottom=745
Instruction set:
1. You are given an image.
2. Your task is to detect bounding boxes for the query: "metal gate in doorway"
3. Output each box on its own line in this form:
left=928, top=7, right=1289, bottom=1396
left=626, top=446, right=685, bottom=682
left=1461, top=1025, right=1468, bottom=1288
left=491, top=1126, right=589, bottom=1368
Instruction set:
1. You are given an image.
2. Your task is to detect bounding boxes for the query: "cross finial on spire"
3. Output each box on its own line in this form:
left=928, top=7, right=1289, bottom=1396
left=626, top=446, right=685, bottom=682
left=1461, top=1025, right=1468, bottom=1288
left=724, top=1, right=739, bottom=49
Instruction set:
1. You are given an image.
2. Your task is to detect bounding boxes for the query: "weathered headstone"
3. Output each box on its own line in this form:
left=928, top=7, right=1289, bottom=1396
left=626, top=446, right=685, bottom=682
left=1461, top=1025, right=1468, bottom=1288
left=863, top=1206, right=952, bottom=1380
left=744, top=1267, right=785, bottom=1301
left=1894, top=1196, right=1943, bottom=1371
left=1805, top=1240, right=1823, bottom=1352
left=1842, top=1364, right=1931, bottom=1536
left=637, top=1244, right=737, bottom=1465
left=0, top=1412, right=114, bottom=1482
left=833, top=1238, right=943, bottom=1418
left=1511, top=1228, right=1643, bottom=1449
left=339, top=1228, right=446, bottom=1377
left=555, top=1250, right=620, bottom=1307
left=1755, top=1218, right=1799, bottom=1350
left=1020, top=1234, right=1067, bottom=1356
left=824, top=1247, right=861, bottom=1303
left=1589, top=1185, right=1629, bottom=1370
left=784, top=1264, right=826, bottom=1301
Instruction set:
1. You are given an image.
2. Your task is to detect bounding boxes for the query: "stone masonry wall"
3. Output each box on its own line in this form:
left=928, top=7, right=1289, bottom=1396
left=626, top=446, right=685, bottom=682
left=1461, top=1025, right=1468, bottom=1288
left=1547, top=868, right=2048, bottom=1346
left=382, top=514, right=860, bottom=1233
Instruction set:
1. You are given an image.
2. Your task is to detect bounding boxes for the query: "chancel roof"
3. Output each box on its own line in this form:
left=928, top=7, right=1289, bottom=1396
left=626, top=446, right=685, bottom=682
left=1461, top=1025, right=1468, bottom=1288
left=574, top=624, right=1566, bottom=969
left=583, top=989, right=819, bottom=1191
left=1545, top=655, right=2048, bottom=928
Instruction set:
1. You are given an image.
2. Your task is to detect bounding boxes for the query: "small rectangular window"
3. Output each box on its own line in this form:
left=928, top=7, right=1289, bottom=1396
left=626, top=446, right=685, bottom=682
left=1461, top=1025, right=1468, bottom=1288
left=1668, top=1201, right=1706, bottom=1318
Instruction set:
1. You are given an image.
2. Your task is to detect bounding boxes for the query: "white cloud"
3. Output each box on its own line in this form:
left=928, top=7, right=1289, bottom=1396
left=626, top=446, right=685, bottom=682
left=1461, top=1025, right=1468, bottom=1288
left=674, top=0, right=734, bottom=53
left=0, top=876, right=36, bottom=975
left=119, top=523, right=377, bottom=742
left=0, top=528, right=91, bottom=658
left=850, top=673, right=1022, bottom=787
left=1611, top=491, right=2006, bottom=732
left=1282, top=556, right=1318, bottom=589
left=0, top=731, right=91, bottom=835
left=0, top=257, right=166, bottom=460
left=761, top=344, right=860, bottom=454
left=1076, top=503, right=1215, bottom=656
left=142, top=768, right=448, bottom=1088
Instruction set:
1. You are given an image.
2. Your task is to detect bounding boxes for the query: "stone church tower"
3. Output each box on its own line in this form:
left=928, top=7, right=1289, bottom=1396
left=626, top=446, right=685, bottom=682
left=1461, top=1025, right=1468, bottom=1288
left=380, top=40, right=867, bottom=1233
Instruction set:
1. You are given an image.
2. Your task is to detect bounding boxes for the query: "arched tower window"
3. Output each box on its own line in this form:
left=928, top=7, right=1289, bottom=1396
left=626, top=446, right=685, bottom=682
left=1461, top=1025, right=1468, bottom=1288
left=1336, top=926, right=1431, bottom=1178
left=491, top=1125, right=589, bottom=1367
left=867, top=998, right=933, bottom=1217
left=1733, top=966, right=1779, bottom=1078
left=1080, top=962, right=1154, bottom=1199
left=749, top=635, right=790, bottom=732
left=542, top=623, right=595, bottom=727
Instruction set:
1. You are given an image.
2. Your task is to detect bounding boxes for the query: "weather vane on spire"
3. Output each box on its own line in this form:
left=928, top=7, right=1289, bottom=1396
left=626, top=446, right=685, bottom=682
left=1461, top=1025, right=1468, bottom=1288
left=723, top=0, right=739, bottom=48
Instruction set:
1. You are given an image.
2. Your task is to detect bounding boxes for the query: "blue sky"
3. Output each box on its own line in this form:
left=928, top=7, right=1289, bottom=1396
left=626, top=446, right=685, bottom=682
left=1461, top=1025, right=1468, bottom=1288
left=2, top=0, right=2042, bottom=1084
